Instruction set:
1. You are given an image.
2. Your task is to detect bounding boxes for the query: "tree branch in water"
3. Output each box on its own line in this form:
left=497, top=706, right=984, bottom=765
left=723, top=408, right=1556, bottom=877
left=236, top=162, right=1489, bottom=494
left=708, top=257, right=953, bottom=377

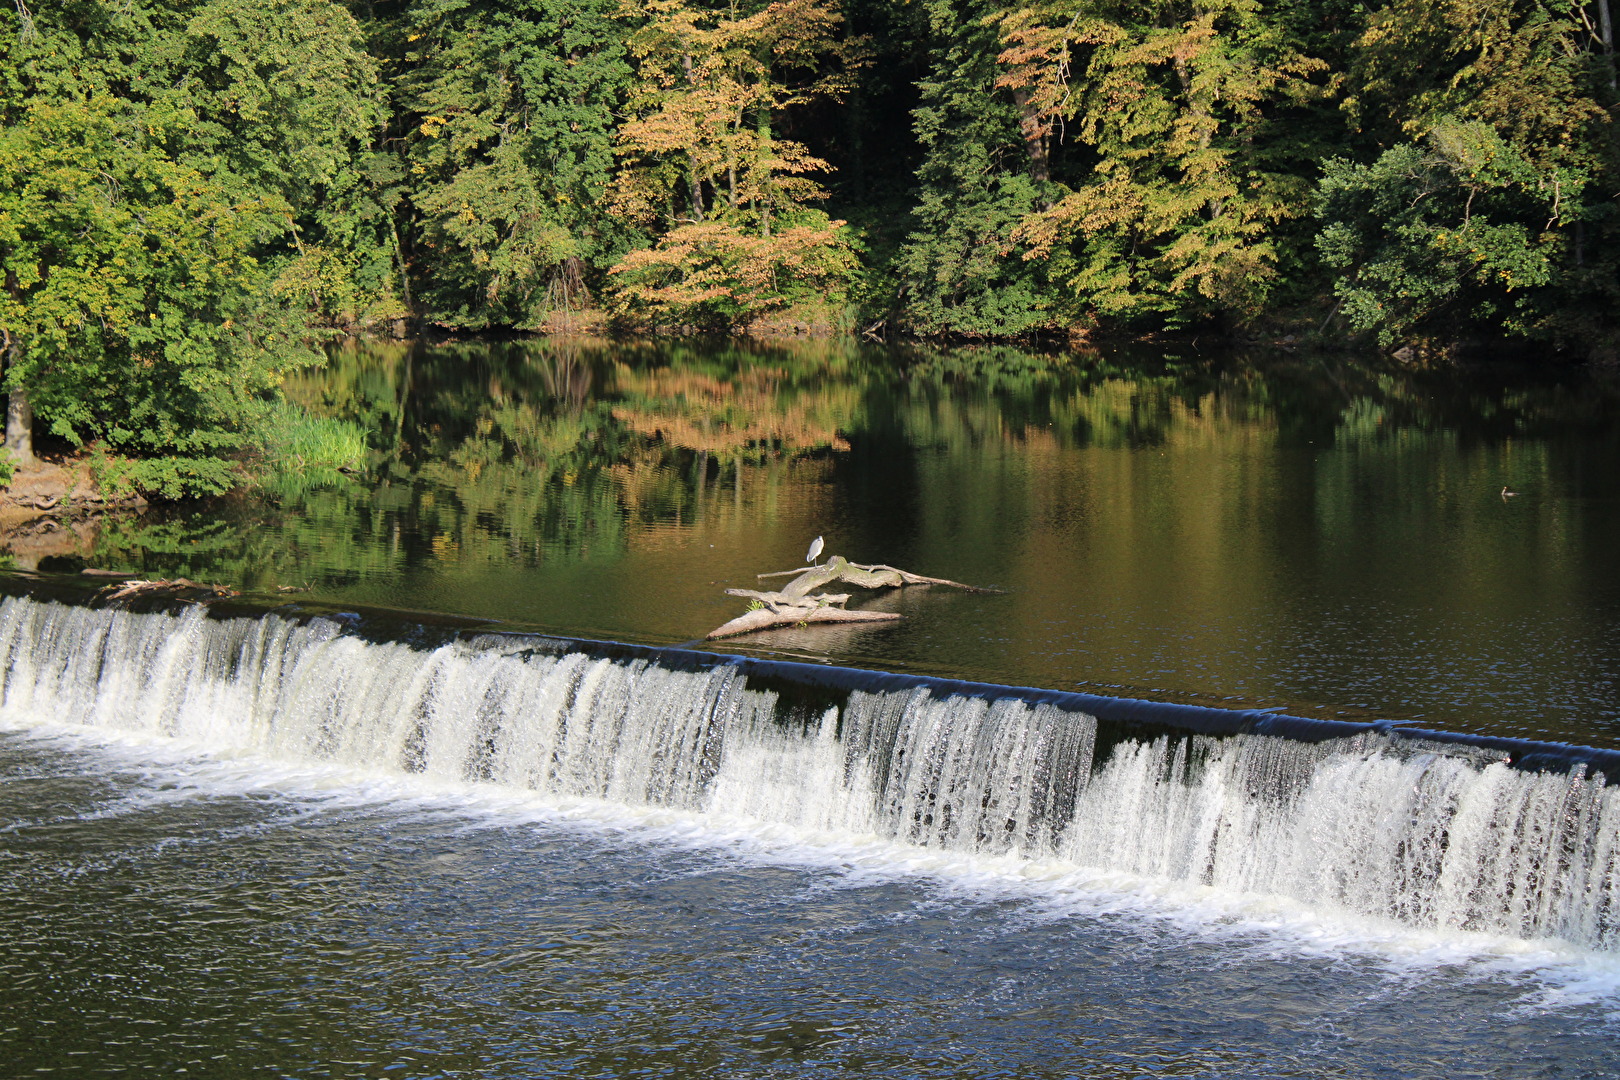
left=705, top=555, right=997, bottom=638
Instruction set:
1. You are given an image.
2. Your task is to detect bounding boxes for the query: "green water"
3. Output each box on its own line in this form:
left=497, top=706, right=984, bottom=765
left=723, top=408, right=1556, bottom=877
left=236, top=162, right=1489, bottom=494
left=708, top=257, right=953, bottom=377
left=28, top=338, right=1620, bottom=747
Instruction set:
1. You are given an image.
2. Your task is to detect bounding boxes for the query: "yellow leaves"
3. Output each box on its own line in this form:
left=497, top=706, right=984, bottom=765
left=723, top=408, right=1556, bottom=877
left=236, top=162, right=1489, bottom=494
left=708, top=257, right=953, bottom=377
left=986, top=1, right=1320, bottom=321
left=1015, top=179, right=1146, bottom=260
left=607, top=216, right=854, bottom=327
left=419, top=115, right=448, bottom=138
left=612, top=0, right=855, bottom=228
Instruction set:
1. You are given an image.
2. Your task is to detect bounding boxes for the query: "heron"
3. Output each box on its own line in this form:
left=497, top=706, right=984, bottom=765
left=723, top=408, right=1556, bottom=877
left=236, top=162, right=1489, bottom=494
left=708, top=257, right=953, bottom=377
left=806, top=535, right=824, bottom=566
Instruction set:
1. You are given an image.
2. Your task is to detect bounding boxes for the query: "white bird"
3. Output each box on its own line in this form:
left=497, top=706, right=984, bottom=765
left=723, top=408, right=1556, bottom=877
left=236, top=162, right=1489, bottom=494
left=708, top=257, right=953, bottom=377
left=806, top=535, right=824, bottom=566
left=1501, top=486, right=1519, bottom=499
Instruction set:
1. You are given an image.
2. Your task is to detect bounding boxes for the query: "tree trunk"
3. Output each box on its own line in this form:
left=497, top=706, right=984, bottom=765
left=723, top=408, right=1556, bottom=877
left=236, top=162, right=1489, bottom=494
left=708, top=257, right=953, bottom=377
left=708, top=555, right=997, bottom=638
left=682, top=54, right=706, bottom=222
left=390, top=214, right=414, bottom=314
left=757, top=107, right=772, bottom=237
left=6, top=383, right=35, bottom=467
left=1012, top=89, right=1052, bottom=197
left=756, top=556, right=999, bottom=594
left=2, top=323, right=34, bottom=467
left=1601, top=0, right=1617, bottom=90
left=688, top=170, right=706, bottom=221
left=708, top=606, right=902, bottom=639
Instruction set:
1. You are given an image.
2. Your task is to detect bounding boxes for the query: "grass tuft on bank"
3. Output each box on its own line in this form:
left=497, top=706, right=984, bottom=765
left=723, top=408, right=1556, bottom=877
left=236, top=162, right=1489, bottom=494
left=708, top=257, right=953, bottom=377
left=247, top=401, right=370, bottom=497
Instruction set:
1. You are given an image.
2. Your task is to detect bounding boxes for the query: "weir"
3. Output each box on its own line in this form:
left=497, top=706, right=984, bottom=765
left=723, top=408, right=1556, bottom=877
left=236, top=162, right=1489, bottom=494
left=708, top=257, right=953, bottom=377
left=1, top=590, right=1617, bottom=952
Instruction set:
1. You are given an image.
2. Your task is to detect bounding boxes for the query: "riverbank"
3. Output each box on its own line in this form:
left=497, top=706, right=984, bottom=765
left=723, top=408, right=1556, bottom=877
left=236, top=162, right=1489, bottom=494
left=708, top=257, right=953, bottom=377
left=0, top=455, right=148, bottom=519
left=0, top=455, right=147, bottom=571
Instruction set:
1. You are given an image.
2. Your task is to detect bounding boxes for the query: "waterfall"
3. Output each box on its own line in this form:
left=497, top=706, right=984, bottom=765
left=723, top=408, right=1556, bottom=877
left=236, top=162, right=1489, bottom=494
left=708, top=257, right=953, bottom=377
left=2, top=594, right=1617, bottom=951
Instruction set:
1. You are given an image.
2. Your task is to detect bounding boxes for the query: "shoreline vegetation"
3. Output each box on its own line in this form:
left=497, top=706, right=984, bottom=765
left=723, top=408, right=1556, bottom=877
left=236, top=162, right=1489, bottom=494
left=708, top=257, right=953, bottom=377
left=5, top=0, right=1620, bottom=500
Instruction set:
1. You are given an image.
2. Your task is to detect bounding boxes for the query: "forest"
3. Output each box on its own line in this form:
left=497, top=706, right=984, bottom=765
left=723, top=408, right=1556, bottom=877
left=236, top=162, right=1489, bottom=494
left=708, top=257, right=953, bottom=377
left=3, top=0, right=1619, bottom=494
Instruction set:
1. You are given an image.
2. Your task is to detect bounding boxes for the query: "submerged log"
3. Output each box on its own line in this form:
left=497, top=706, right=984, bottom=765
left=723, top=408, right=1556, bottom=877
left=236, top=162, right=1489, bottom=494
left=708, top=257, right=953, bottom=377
left=706, top=606, right=902, bottom=639
left=706, top=554, right=997, bottom=638
left=724, top=588, right=851, bottom=610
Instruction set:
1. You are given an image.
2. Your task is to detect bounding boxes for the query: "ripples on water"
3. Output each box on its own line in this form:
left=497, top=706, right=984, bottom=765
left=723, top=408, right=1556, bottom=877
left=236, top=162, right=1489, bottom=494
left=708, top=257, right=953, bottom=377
left=3, top=728, right=1619, bottom=1080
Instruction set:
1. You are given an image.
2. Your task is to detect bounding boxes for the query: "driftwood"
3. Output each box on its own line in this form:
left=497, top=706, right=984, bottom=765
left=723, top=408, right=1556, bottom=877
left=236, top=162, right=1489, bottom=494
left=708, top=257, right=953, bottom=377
left=725, top=588, right=852, bottom=608
left=94, top=577, right=239, bottom=604
left=705, top=606, right=902, bottom=638
left=756, top=558, right=999, bottom=593
left=705, top=554, right=995, bottom=639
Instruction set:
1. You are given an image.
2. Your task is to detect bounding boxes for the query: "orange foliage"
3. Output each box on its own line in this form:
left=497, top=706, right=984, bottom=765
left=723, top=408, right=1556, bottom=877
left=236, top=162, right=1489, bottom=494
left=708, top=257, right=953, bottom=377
left=610, top=365, right=852, bottom=454
left=608, top=217, right=855, bottom=329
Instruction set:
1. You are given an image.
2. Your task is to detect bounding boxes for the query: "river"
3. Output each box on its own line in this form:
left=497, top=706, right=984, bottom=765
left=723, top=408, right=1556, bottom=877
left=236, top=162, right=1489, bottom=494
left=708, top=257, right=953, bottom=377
left=3, top=339, right=1619, bottom=1077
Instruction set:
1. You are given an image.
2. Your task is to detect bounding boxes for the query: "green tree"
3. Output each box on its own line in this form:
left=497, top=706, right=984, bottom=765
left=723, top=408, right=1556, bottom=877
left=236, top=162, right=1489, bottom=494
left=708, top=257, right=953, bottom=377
left=397, top=0, right=636, bottom=328
left=0, top=0, right=382, bottom=494
left=1314, top=119, right=1569, bottom=346
left=892, top=0, right=1056, bottom=338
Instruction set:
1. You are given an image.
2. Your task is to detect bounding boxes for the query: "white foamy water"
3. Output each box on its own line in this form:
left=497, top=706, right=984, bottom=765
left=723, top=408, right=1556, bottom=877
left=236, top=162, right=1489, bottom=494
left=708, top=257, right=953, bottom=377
left=2, top=594, right=1617, bottom=959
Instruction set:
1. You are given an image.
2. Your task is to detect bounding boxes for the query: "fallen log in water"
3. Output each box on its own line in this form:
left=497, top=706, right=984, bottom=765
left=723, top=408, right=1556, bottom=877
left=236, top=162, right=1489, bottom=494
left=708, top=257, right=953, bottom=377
left=706, top=605, right=903, bottom=638
left=93, top=577, right=239, bottom=604
left=705, top=554, right=994, bottom=638
left=724, top=588, right=853, bottom=608
left=756, top=559, right=999, bottom=593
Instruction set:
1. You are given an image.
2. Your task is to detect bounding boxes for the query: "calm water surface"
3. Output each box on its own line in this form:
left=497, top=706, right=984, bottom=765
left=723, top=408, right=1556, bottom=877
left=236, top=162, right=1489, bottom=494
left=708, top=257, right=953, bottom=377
left=36, top=338, right=1619, bottom=746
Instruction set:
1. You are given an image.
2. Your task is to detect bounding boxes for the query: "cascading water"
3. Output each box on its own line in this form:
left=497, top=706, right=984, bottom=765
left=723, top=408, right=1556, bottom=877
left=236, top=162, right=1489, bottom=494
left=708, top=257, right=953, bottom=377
left=1, top=593, right=1616, bottom=952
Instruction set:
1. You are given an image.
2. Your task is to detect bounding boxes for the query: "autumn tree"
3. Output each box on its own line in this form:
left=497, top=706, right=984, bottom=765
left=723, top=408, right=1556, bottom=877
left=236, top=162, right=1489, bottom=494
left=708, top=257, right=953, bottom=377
left=605, top=0, right=864, bottom=329
left=1344, top=0, right=1610, bottom=166
left=1327, top=0, right=1618, bottom=347
left=993, top=0, right=1329, bottom=329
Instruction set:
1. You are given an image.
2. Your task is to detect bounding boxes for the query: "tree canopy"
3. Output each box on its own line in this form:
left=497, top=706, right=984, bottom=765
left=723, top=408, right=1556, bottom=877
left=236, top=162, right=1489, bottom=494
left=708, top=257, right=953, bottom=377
left=4, top=0, right=1620, bottom=493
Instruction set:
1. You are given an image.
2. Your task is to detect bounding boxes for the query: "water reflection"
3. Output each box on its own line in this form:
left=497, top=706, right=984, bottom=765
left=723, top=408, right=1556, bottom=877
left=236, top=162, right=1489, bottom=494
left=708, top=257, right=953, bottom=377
left=16, top=338, right=1620, bottom=746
